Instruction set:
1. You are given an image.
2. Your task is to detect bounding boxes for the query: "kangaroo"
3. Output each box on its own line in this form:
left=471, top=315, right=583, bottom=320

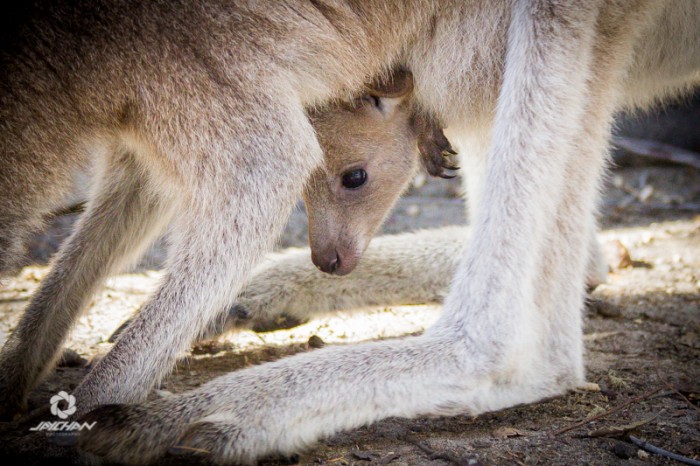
left=0, top=1, right=697, bottom=464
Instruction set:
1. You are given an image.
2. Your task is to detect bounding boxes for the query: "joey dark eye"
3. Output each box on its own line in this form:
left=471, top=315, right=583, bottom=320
left=341, top=168, right=367, bottom=189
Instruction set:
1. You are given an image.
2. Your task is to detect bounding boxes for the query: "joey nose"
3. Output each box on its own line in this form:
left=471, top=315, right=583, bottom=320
left=312, top=249, right=341, bottom=275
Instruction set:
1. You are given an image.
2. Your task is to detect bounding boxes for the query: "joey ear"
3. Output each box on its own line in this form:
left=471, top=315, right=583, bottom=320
left=365, top=69, right=414, bottom=98
left=364, top=69, right=414, bottom=115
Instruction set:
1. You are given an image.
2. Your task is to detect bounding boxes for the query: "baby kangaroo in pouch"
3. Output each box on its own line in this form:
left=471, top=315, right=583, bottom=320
left=305, top=69, right=457, bottom=277
left=110, top=68, right=457, bottom=338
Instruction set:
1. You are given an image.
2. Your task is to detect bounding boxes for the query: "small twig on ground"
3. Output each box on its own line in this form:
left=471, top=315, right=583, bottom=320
left=654, top=366, right=700, bottom=415
left=555, top=386, right=663, bottom=435
left=671, top=387, right=700, bottom=414
left=612, top=136, right=700, bottom=170
left=649, top=389, right=678, bottom=401
left=580, top=412, right=660, bottom=439
left=324, top=456, right=347, bottom=464
left=629, top=435, right=700, bottom=466
left=401, top=435, right=470, bottom=466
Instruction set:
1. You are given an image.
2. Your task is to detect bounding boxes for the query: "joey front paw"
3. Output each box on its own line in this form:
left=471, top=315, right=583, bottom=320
left=412, top=113, right=459, bottom=179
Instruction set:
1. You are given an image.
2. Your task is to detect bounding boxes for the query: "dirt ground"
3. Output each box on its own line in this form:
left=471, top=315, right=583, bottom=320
left=0, top=157, right=698, bottom=464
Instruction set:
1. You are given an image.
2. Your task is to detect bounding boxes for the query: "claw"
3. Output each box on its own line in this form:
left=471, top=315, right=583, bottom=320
left=413, top=112, right=458, bottom=179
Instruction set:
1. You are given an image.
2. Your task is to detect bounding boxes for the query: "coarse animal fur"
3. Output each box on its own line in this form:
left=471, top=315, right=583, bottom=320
left=0, top=0, right=698, bottom=464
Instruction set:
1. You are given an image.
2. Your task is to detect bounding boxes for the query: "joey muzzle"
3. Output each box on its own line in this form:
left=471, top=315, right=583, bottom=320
left=311, top=246, right=357, bottom=276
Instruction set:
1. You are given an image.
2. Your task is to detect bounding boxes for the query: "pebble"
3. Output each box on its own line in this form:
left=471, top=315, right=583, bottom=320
left=308, top=335, right=325, bottom=349
left=611, top=441, right=638, bottom=460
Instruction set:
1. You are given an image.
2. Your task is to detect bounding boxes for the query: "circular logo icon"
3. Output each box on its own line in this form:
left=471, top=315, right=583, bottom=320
left=50, top=391, right=76, bottom=419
